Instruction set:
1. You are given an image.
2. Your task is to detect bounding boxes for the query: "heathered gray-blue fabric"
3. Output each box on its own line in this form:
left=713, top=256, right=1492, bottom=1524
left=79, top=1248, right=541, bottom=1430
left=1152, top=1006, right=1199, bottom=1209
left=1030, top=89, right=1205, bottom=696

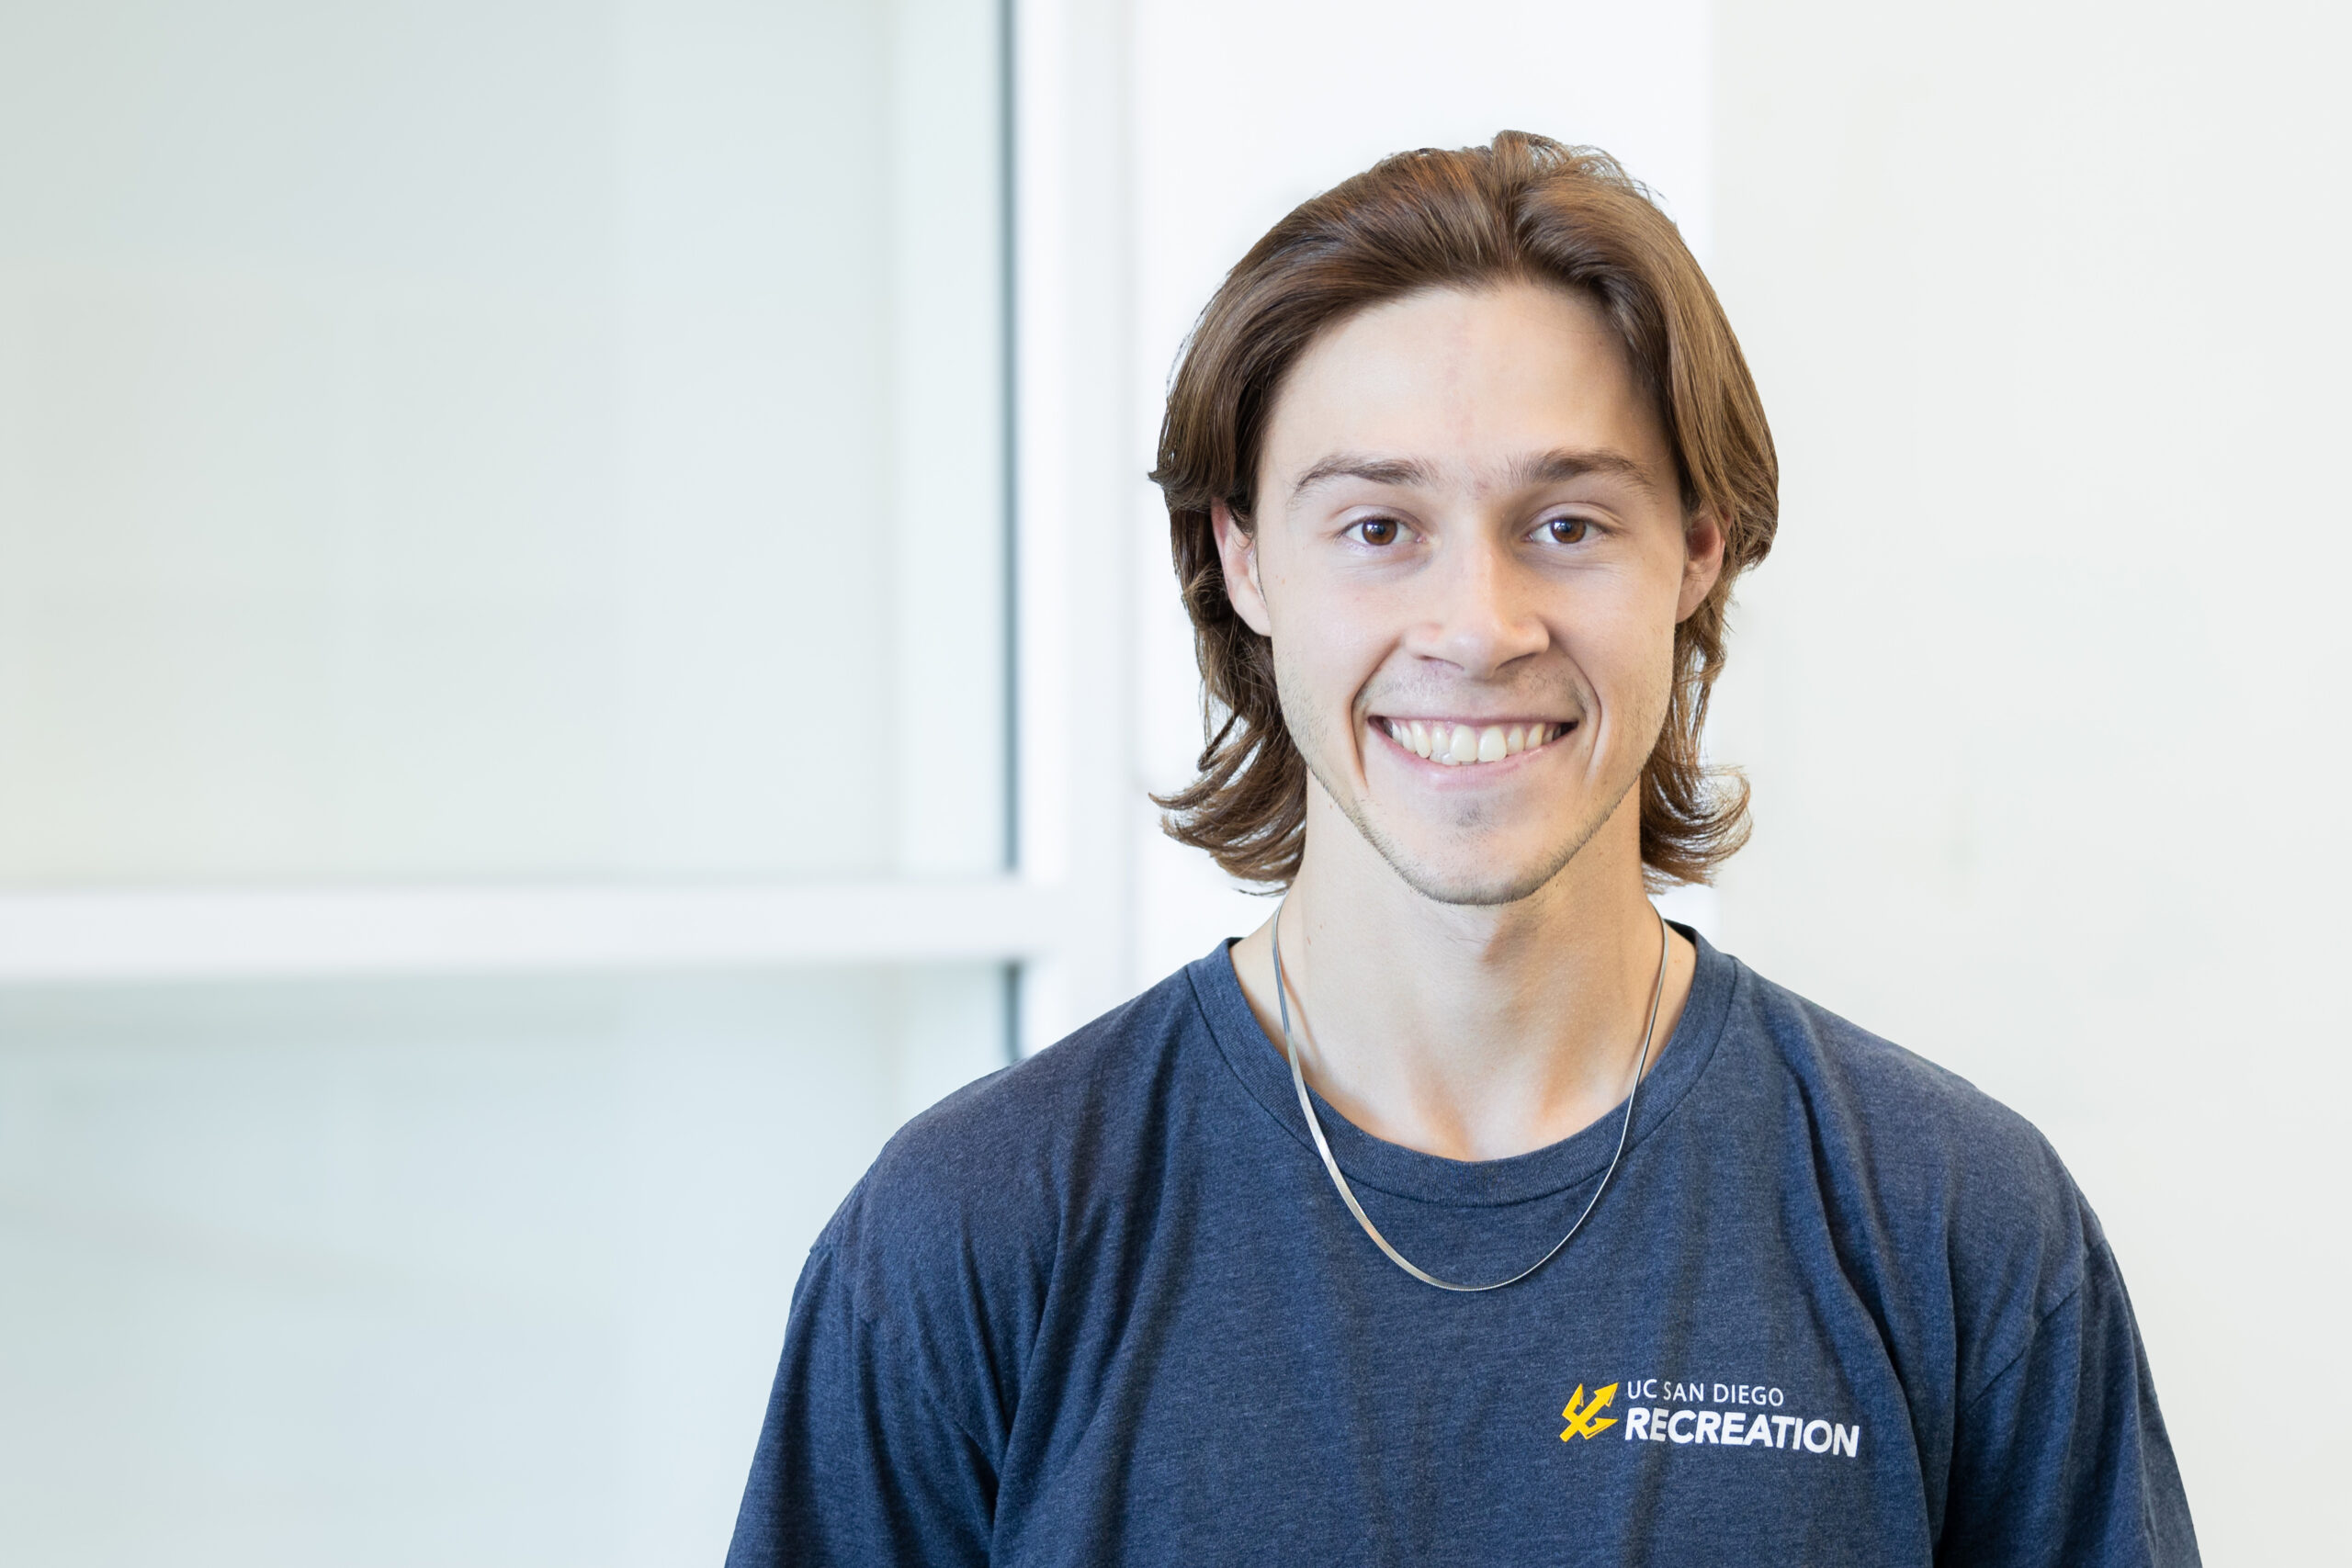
left=726, top=931, right=2198, bottom=1566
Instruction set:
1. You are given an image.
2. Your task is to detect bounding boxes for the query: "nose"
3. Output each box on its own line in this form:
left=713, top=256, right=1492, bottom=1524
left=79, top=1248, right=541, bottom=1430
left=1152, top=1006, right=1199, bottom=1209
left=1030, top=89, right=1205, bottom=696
left=1401, top=532, right=1548, bottom=678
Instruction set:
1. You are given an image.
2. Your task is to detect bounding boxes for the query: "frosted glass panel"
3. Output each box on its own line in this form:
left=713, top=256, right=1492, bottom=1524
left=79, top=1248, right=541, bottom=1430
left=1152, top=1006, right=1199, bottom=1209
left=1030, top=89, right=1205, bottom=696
left=0, top=0, right=1008, bottom=883
left=0, top=964, right=1008, bottom=1566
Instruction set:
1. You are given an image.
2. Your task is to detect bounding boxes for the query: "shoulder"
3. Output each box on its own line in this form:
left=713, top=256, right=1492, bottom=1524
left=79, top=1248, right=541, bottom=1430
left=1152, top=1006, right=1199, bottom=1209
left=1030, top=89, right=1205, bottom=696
left=789, top=958, right=1220, bottom=1441
left=817, top=955, right=1216, bottom=1319
left=1720, top=953, right=2102, bottom=1399
left=1732, top=959, right=2066, bottom=1201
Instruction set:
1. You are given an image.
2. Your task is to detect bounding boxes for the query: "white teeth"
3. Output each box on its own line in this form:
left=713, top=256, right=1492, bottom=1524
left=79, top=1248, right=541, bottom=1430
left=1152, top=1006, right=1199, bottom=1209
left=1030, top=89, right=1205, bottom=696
left=1385, top=719, right=1568, bottom=764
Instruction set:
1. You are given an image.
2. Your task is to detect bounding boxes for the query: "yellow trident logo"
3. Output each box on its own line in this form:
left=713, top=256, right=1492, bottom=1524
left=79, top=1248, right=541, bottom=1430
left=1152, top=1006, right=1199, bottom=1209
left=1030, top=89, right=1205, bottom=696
left=1559, top=1382, right=1620, bottom=1441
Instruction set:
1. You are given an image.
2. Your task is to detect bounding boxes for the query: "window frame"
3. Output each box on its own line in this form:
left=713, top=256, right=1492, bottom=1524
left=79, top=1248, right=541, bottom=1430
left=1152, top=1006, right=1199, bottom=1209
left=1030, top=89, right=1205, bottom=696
left=0, top=0, right=1141, bottom=1057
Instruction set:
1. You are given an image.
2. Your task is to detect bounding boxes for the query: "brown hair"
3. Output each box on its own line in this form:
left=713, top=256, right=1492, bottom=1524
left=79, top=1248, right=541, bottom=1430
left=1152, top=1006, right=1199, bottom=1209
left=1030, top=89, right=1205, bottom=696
left=1148, top=131, right=1778, bottom=889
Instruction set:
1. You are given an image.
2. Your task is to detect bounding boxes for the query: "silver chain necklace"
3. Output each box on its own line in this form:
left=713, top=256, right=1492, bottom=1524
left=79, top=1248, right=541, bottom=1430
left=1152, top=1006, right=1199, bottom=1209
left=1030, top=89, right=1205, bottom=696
left=1269, top=899, right=1670, bottom=1292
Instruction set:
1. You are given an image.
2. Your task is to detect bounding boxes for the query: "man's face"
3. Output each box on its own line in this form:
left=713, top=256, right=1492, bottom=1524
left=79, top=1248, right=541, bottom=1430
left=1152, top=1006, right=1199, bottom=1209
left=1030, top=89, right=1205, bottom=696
left=1216, top=281, right=1722, bottom=906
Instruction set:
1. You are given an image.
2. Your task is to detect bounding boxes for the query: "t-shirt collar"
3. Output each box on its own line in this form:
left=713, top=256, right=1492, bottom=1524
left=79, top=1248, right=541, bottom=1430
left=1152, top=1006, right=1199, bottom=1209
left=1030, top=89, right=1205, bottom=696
left=1185, top=920, right=1739, bottom=1209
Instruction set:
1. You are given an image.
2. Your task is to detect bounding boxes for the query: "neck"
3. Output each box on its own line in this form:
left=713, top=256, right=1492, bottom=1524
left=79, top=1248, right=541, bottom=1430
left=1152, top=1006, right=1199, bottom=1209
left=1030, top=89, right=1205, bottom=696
left=1228, top=786, right=1697, bottom=1162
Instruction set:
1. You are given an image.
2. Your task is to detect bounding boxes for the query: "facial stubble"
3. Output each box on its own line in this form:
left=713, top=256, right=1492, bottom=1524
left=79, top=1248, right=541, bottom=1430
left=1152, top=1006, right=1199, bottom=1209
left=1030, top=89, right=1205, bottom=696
left=1274, top=651, right=1663, bottom=909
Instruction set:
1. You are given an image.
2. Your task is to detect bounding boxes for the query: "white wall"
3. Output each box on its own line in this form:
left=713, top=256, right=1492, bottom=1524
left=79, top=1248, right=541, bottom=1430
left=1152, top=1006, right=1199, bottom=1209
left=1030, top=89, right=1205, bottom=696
left=1705, top=3, right=2350, bottom=1557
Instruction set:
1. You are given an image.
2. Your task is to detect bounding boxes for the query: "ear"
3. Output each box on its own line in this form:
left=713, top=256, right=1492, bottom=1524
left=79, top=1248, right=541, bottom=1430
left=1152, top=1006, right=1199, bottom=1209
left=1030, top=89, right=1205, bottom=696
left=1213, top=500, right=1274, bottom=637
left=1676, top=506, right=1726, bottom=622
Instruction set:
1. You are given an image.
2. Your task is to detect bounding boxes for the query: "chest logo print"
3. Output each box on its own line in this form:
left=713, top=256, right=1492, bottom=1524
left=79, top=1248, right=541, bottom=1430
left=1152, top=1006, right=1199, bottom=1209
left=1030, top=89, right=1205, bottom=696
left=1558, top=1383, right=1620, bottom=1441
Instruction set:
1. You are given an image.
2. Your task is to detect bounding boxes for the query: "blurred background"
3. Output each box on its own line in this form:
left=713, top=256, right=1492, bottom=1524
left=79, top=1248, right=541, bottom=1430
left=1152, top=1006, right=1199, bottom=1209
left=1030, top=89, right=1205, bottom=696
left=1, top=0, right=2343, bottom=1562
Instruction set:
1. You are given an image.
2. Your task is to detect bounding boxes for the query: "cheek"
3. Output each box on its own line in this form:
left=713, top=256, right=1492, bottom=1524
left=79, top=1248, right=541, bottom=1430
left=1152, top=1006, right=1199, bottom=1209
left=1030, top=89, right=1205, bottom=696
left=1269, top=581, right=1393, bottom=704
left=1565, top=586, right=1661, bottom=664
left=1561, top=592, right=1679, bottom=722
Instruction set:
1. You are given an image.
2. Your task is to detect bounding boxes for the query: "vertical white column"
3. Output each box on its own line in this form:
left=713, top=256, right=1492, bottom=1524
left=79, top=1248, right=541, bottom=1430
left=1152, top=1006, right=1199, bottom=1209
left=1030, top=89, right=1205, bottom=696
left=1012, top=0, right=1139, bottom=1048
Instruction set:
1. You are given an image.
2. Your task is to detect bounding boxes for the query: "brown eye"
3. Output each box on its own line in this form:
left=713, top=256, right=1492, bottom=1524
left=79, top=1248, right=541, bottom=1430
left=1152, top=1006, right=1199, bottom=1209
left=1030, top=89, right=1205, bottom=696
left=1546, top=517, right=1590, bottom=545
left=1357, top=518, right=1400, bottom=546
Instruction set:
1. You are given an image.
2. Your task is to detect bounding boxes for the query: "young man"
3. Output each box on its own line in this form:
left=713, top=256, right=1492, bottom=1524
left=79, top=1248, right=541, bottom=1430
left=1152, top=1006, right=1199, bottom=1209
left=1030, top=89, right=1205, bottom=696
left=728, top=134, right=2197, bottom=1565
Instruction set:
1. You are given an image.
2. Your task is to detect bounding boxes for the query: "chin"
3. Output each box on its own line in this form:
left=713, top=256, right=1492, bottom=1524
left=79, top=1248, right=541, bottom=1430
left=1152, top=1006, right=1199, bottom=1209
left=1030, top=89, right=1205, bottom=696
left=1391, top=861, right=1560, bottom=907
left=1353, top=819, right=1584, bottom=908
left=1303, top=751, right=1632, bottom=909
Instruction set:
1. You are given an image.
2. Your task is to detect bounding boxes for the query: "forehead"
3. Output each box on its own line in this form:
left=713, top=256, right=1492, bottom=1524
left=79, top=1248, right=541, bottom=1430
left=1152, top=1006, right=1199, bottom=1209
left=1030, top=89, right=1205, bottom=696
left=1260, top=281, right=1673, bottom=501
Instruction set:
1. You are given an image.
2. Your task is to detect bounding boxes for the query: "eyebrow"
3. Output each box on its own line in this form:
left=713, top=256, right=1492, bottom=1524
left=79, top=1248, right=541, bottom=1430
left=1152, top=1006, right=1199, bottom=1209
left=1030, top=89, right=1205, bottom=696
left=1284, top=446, right=1660, bottom=507
left=1287, top=454, right=1439, bottom=498
left=1507, top=447, right=1660, bottom=496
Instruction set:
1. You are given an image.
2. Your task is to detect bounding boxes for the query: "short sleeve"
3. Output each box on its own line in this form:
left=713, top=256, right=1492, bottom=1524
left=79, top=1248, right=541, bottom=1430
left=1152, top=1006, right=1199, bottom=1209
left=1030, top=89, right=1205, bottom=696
left=1937, top=1240, right=2199, bottom=1567
left=724, top=1242, right=998, bottom=1568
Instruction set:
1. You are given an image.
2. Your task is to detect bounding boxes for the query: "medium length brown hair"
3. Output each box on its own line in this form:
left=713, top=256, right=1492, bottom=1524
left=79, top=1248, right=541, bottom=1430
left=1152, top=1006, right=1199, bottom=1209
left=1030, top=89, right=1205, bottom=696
left=1148, top=131, right=1778, bottom=889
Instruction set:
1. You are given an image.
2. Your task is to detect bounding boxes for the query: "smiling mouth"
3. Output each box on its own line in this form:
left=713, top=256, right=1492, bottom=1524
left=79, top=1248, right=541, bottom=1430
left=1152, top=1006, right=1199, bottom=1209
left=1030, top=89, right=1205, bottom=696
left=1373, top=716, right=1577, bottom=767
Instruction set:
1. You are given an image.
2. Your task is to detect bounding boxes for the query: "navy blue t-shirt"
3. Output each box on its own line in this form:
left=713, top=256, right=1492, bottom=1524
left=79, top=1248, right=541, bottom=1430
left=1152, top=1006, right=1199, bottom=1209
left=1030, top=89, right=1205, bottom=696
left=727, top=932, right=2198, bottom=1565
